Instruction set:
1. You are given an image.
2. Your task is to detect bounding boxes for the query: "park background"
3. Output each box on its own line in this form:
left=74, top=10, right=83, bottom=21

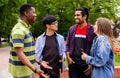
left=0, top=0, right=120, bottom=45
left=0, top=0, right=120, bottom=77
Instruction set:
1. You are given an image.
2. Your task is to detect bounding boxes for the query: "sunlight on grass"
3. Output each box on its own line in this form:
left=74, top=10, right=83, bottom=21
left=1, top=43, right=9, bottom=47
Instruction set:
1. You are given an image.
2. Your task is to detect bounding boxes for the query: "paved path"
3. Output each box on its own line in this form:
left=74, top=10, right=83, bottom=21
left=0, top=47, right=13, bottom=78
left=0, top=47, right=69, bottom=78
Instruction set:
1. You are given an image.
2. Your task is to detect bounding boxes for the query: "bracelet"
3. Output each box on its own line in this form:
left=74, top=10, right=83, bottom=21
left=34, top=68, right=37, bottom=73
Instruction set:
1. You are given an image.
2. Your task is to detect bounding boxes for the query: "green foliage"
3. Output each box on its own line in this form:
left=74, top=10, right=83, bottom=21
left=0, top=0, right=120, bottom=38
left=0, top=0, right=27, bottom=39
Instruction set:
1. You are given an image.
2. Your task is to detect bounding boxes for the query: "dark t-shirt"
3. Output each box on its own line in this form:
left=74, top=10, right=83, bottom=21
left=72, top=25, right=87, bottom=65
left=41, top=34, right=60, bottom=76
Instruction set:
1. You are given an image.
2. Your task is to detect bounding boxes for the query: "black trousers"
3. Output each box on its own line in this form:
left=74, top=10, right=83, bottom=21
left=68, top=63, right=91, bottom=78
left=41, top=67, right=60, bottom=78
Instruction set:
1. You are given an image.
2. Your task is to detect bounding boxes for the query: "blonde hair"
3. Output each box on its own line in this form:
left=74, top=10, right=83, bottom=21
left=96, top=17, right=115, bottom=50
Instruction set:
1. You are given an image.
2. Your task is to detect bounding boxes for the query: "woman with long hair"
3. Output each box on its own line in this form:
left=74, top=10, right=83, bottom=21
left=81, top=17, right=115, bottom=78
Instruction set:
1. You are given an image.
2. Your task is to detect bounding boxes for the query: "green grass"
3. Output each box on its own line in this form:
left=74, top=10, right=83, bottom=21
left=64, top=59, right=68, bottom=67
left=64, top=55, right=120, bottom=66
left=1, top=43, right=9, bottom=47
left=114, top=54, right=120, bottom=66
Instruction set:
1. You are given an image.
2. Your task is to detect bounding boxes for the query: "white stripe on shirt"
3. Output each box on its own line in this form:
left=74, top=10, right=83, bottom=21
left=75, top=34, right=86, bottom=38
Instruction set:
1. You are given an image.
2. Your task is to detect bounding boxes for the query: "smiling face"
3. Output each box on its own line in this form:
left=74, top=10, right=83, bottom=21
left=74, top=10, right=86, bottom=25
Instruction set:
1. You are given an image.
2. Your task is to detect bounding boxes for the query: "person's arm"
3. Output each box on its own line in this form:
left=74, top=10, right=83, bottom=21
left=15, top=47, right=43, bottom=74
left=66, top=29, right=74, bottom=64
left=86, top=37, right=111, bottom=67
left=35, top=58, right=52, bottom=69
left=66, top=52, right=75, bottom=65
left=59, top=36, right=66, bottom=62
left=11, top=29, right=44, bottom=76
left=66, top=39, right=73, bottom=64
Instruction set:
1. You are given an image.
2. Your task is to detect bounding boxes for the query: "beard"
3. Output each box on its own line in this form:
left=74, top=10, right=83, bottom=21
left=75, top=19, right=84, bottom=25
left=28, top=16, right=36, bottom=24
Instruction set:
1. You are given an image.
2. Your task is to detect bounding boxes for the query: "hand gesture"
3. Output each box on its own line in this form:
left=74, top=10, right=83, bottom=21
left=36, top=69, right=44, bottom=75
left=41, top=73, right=50, bottom=78
left=41, top=61, right=52, bottom=70
left=67, top=57, right=75, bottom=65
left=81, top=52, right=87, bottom=61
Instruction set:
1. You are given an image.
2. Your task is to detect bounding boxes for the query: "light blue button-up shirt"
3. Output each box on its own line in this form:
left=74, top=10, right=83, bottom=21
left=35, top=32, right=66, bottom=69
left=86, top=35, right=114, bottom=78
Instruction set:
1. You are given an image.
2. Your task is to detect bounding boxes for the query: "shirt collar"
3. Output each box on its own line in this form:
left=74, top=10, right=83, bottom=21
left=18, top=19, right=31, bottom=29
left=43, top=32, right=57, bottom=37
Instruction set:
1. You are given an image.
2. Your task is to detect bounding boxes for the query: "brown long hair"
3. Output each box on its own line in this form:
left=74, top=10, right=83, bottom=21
left=96, top=17, right=115, bottom=50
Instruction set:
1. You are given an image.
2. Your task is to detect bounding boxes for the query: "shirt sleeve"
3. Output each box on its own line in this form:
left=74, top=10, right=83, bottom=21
left=60, top=36, right=66, bottom=59
left=11, top=29, right=24, bottom=48
left=66, top=29, right=71, bottom=52
left=86, top=37, right=111, bottom=67
left=35, top=36, right=45, bottom=62
left=35, top=37, right=41, bottom=59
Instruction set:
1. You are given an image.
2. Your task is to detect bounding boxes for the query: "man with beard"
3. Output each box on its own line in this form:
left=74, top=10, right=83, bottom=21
left=66, top=7, right=96, bottom=78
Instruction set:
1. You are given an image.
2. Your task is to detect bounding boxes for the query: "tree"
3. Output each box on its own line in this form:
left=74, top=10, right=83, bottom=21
left=0, top=0, right=27, bottom=47
left=0, top=0, right=120, bottom=47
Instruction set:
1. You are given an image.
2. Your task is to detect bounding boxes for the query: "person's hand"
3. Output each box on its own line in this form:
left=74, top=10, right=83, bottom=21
left=36, top=69, right=44, bottom=75
left=84, top=65, right=91, bottom=76
left=59, top=54, right=65, bottom=63
left=67, top=57, right=75, bottom=65
left=41, top=73, right=50, bottom=78
left=59, top=58, right=64, bottom=62
left=41, top=61, right=52, bottom=70
left=81, top=52, right=87, bottom=61
left=59, top=56, right=65, bottom=63
left=36, top=69, right=50, bottom=78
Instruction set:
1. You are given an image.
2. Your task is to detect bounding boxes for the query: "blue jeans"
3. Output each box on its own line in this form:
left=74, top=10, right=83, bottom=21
left=68, top=63, right=91, bottom=78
